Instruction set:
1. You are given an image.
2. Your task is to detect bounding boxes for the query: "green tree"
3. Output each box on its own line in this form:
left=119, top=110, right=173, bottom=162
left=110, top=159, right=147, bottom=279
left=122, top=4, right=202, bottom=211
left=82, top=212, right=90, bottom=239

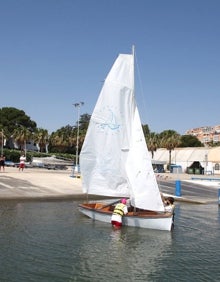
left=179, top=135, right=203, bottom=147
left=206, top=140, right=220, bottom=147
left=49, top=125, right=74, bottom=153
left=0, top=107, right=37, bottom=148
left=0, top=107, right=36, bottom=134
left=49, top=114, right=91, bottom=154
left=49, top=132, right=70, bottom=153
left=160, top=130, right=181, bottom=166
left=13, top=126, right=32, bottom=155
left=33, top=128, right=49, bottom=152
left=0, top=129, right=6, bottom=154
left=142, top=124, right=150, bottom=137
left=78, top=113, right=91, bottom=131
left=146, top=132, right=159, bottom=158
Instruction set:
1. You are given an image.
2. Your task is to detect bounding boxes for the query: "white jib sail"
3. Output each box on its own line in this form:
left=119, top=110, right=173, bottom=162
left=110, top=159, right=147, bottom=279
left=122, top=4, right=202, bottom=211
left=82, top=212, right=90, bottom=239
left=126, top=105, right=165, bottom=211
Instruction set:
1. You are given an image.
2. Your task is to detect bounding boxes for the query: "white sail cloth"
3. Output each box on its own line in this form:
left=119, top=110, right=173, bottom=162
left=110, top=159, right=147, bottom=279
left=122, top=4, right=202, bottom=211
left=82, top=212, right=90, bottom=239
left=80, top=52, right=164, bottom=212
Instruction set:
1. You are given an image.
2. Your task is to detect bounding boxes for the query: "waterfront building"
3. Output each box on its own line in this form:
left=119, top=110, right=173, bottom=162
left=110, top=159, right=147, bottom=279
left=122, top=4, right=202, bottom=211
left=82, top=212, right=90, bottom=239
left=153, top=147, right=220, bottom=175
left=185, top=124, right=220, bottom=144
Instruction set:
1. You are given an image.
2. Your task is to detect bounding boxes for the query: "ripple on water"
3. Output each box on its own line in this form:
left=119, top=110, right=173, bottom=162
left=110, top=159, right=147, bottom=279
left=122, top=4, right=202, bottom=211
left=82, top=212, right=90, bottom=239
left=0, top=201, right=220, bottom=281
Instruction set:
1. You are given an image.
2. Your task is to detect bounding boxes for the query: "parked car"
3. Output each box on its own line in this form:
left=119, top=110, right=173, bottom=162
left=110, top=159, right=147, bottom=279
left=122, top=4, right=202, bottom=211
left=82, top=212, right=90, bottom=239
left=45, top=164, right=68, bottom=170
left=5, top=161, right=15, bottom=167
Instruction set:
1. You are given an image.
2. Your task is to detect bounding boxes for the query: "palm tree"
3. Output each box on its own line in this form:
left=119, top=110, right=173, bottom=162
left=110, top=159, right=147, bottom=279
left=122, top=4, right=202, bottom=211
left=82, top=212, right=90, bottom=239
left=13, top=126, right=32, bottom=155
left=49, top=132, right=70, bottom=153
left=146, top=133, right=159, bottom=158
left=160, top=130, right=181, bottom=166
left=33, top=128, right=49, bottom=152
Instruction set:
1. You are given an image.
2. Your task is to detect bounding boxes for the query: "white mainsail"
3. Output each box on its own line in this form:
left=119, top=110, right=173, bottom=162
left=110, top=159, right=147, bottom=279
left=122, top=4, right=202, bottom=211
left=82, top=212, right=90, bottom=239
left=80, top=50, right=164, bottom=212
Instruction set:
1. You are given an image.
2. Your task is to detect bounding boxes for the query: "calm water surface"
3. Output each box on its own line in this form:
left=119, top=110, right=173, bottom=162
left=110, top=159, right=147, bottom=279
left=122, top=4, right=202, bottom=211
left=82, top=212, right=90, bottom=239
left=0, top=200, right=219, bottom=282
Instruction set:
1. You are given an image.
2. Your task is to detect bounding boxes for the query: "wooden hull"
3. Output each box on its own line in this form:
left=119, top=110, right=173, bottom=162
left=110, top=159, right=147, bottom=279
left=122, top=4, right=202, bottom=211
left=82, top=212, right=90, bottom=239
left=78, top=202, right=174, bottom=231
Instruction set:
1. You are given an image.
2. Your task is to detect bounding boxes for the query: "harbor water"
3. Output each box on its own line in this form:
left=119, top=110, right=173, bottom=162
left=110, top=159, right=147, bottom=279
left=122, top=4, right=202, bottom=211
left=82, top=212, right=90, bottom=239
left=0, top=200, right=219, bottom=282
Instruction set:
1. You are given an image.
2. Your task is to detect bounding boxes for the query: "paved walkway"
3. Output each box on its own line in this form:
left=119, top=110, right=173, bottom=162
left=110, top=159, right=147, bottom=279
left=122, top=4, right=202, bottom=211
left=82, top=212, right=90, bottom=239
left=0, top=167, right=219, bottom=203
left=157, top=172, right=220, bottom=204
left=0, top=167, right=84, bottom=200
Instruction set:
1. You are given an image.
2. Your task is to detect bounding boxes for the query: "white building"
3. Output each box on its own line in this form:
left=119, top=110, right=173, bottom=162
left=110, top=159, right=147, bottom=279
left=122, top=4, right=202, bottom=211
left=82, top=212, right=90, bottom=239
left=153, top=147, right=220, bottom=175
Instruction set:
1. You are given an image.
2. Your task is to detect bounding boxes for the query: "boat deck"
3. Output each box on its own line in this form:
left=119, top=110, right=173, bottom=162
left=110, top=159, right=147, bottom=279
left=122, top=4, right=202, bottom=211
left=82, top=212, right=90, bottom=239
left=79, top=202, right=173, bottom=218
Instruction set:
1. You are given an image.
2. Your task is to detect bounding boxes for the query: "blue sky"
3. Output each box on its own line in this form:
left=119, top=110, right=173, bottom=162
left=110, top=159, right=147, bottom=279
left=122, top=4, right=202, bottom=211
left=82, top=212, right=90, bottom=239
left=0, top=0, right=219, bottom=134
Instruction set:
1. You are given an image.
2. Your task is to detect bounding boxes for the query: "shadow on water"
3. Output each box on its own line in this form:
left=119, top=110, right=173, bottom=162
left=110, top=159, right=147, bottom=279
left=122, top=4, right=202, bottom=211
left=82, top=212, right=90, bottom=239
left=0, top=200, right=220, bottom=281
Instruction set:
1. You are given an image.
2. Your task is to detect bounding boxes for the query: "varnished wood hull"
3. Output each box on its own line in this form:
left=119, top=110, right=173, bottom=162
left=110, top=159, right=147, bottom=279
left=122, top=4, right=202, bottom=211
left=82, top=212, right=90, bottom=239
left=78, top=202, right=174, bottom=231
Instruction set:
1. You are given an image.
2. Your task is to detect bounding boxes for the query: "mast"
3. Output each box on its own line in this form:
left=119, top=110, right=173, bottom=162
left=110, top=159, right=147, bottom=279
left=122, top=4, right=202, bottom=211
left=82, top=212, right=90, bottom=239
left=132, top=45, right=135, bottom=56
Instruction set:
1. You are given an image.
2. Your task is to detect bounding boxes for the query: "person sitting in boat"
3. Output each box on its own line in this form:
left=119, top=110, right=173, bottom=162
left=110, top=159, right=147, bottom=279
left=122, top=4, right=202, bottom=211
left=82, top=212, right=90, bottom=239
left=111, top=198, right=128, bottom=229
left=164, top=197, right=175, bottom=212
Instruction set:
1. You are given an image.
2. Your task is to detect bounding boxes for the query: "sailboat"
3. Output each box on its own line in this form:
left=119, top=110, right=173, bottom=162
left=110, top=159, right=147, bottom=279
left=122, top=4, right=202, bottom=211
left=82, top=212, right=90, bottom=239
left=78, top=47, right=174, bottom=231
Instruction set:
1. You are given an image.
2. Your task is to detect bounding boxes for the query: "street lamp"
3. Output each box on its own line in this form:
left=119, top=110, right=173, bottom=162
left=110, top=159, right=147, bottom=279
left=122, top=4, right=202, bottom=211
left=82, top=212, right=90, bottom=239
left=73, top=102, right=84, bottom=173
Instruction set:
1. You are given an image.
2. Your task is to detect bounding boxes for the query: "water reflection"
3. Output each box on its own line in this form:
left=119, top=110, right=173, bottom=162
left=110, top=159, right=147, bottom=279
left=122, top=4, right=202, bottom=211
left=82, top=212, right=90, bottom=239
left=110, top=227, right=127, bottom=242
left=0, top=200, right=219, bottom=281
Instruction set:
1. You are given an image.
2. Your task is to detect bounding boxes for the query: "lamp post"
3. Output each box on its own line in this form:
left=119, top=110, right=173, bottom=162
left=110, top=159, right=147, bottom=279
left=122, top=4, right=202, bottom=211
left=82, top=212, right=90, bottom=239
left=73, top=102, right=84, bottom=173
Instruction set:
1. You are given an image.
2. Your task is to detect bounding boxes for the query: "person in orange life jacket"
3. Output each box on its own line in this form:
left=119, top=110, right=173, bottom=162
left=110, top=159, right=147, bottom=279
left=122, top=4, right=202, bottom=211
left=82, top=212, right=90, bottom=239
left=111, top=198, right=128, bottom=228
